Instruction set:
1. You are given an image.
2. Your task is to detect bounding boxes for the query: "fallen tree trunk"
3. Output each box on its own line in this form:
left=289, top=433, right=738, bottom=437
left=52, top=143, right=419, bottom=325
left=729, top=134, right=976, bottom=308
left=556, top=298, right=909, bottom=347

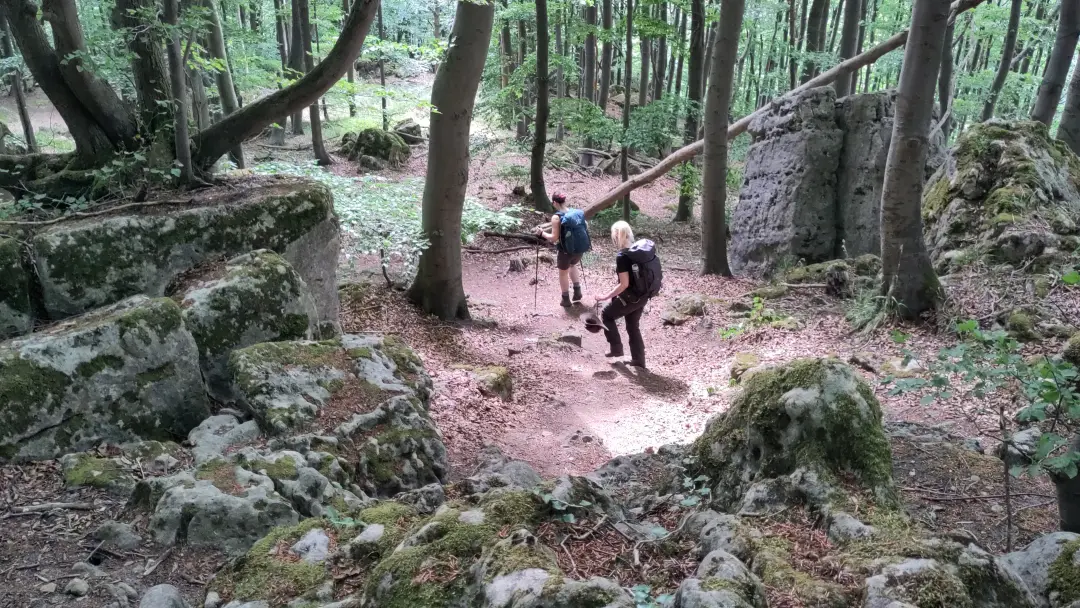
left=581, top=0, right=986, bottom=219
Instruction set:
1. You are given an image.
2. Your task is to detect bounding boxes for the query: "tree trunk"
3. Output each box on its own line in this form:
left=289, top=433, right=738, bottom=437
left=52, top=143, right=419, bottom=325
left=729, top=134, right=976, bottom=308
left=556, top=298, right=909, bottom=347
left=789, top=0, right=798, bottom=89
left=205, top=0, right=245, bottom=167
left=639, top=37, right=651, bottom=107
left=432, top=6, right=441, bottom=39
left=1031, top=0, right=1080, bottom=125
left=408, top=0, right=494, bottom=321
left=834, top=0, right=861, bottom=95
left=192, top=0, right=379, bottom=170
left=289, top=0, right=305, bottom=134
left=802, top=0, right=829, bottom=82
left=674, top=7, right=687, bottom=96
left=517, top=19, right=528, bottom=139
left=1054, top=435, right=1080, bottom=533
left=702, top=23, right=717, bottom=96
left=190, top=69, right=212, bottom=131
left=701, top=0, right=743, bottom=276
left=585, top=4, right=598, bottom=103
left=165, top=0, right=192, bottom=183
left=0, top=18, right=34, bottom=152
left=879, top=0, right=947, bottom=319
left=344, top=0, right=356, bottom=116
left=654, top=1, right=667, bottom=101
left=862, top=0, right=879, bottom=91
left=500, top=0, right=513, bottom=88
left=274, top=0, right=289, bottom=71
left=827, top=0, right=842, bottom=53
left=249, top=0, right=259, bottom=30
left=938, top=19, right=954, bottom=138
left=981, top=0, right=1022, bottom=121
left=556, top=9, right=565, bottom=141
left=113, top=0, right=172, bottom=136
left=599, top=0, right=613, bottom=110
left=531, top=0, right=551, bottom=211
left=378, top=1, right=388, bottom=131
left=622, top=0, right=634, bottom=221
left=1057, top=54, right=1080, bottom=154
left=297, top=0, right=330, bottom=166
left=675, top=0, right=704, bottom=222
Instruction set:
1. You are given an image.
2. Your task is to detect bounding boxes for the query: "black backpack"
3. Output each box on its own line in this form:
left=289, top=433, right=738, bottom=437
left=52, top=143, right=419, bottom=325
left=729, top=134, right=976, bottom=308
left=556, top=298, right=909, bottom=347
left=624, top=239, right=663, bottom=298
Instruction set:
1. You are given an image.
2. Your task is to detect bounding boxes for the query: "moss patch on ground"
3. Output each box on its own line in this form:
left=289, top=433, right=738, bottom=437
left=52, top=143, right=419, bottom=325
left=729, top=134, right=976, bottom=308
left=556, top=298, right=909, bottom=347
left=213, top=518, right=334, bottom=606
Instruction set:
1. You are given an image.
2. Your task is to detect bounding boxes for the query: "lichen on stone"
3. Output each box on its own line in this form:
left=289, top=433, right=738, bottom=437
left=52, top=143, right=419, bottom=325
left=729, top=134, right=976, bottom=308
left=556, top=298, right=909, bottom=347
left=1048, top=539, right=1080, bottom=604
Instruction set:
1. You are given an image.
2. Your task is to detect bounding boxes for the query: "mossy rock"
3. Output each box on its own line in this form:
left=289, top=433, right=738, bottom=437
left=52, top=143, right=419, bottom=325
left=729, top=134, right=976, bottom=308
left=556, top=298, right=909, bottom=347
left=474, top=366, right=513, bottom=401
left=343, top=128, right=411, bottom=167
left=730, top=353, right=761, bottom=383
left=691, top=358, right=896, bottom=510
left=0, top=235, right=32, bottom=339
left=1006, top=309, right=1043, bottom=342
left=30, top=179, right=340, bottom=333
left=661, top=294, right=712, bottom=326
left=180, top=250, right=318, bottom=402
left=748, top=284, right=789, bottom=300
left=1064, top=333, right=1080, bottom=367
left=59, top=453, right=137, bottom=496
left=923, top=121, right=1080, bottom=272
left=1048, top=539, right=1080, bottom=605
left=0, top=296, right=209, bottom=463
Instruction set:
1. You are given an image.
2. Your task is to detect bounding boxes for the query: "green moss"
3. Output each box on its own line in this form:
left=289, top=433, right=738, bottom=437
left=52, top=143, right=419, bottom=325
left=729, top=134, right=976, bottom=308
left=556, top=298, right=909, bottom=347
left=116, top=298, right=183, bottom=346
left=898, top=567, right=973, bottom=608
left=246, top=455, right=300, bottom=480
left=749, top=285, right=789, bottom=300
left=1064, top=333, right=1080, bottom=367
left=213, top=519, right=331, bottom=605
left=379, top=335, right=422, bottom=372
left=481, top=536, right=560, bottom=583
left=196, top=459, right=243, bottom=494
left=234, top=339, right=343, bottom=369
left=730, top=352, right=760, bottom=382
left=753, top=545, right=850, bottom=607
left=986, top=185, right=1033, bottom=215
left=75, top=355, right=125, bottom=378
left=0, top=236, right=30, bottom=319
left=136, top=363, right=175, bottom=386
left=479, top=491, right=544, bottom=527
left=353, top=129, right=411, bottom=166
left=1007, top=310, right=1041, bottom=341
left=63, top=455, right=127, bottom=488
left=1048, top=539, right=1080, bottom=604
left=0, top=354, right=72, bottom=443
left=348, top=347, right=374, bottom=360
left=922, top=177, right=952, bottom=219
left=361, top=427, right=439, bottom=488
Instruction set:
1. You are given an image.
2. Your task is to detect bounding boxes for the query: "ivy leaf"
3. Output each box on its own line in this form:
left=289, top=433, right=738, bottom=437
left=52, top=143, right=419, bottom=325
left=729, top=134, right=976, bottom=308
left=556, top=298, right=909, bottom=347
left=1062, top=270, right=1080, bottom=286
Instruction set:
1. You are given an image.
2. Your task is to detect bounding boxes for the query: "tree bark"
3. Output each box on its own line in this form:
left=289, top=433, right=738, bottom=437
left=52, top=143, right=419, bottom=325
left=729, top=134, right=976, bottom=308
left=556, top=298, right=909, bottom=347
left=1, top=18, right=34, bottom=152
left=378, top=1, right=388, bottom=130
left=275, top=0, right=289, bottom=71
left=788, top=0, right=798, bottom=88
left=879, top=0, right=947, bottom=319
left=190, top=69, right=212, bottom=131
left=639, top=35, right=650, bottom=107
left=531, top=0, right=551, bottom=211
left=344, top=0, right=356, bottom=116
left=516, top=19, right=528, bottom=139
left=1057, top=52, right=1080, bottom=154
left=204, top=0, right=245, bottom=167
left=408, top=0, right=494, bottom=321
left=585, top=4, right=598, bottom=103
left=165, top=0, right=192, bottom=183
left=622, top=0, right=634, bottom=221
left=297, top=0, right=330, bottom=165
left=701, top=0, right=743, bottom=276
left=674, top=7, right=687, bottom=96
left=938, top=18, right=954, bottom=138
left=1054, top=435, right=1080, bottom=533
left=500, top=0, right=513, bottom=88
left=113, top=0, right=172, bottom=136
left=1032, top=0, right=1080, bottom=125
left=702, top=23, right=717, bottom=96
left=675, top=0, right=704, bottom=222
left=654, top=1, right=667, bottom=101
left=981, top=0, right=1022, bottom=121
left=834, top=0, right=861, bottom=95
left=802, top=0, right=829, bottom=81
left=192, top=0, right=379, bottom=170
left=289, top=0, right=305, bottom=134
left=556, top=8, right=565, bottom=141
left=599, top=0, right=613, bottom=110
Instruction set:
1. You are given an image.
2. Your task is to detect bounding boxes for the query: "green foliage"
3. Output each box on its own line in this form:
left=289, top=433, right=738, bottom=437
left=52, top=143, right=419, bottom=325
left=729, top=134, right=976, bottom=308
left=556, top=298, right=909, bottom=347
left=886, top=321, right=1080, bottom=480
left=719, top=297, right=788, bottom=339
left=624, top=98, right=696, bottom=158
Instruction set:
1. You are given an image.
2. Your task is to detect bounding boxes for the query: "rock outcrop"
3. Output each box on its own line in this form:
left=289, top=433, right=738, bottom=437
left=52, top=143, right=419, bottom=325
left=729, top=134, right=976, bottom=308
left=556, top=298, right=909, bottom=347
left=732, top=88, right=945, bottom=275
left=179, top=250, right=319, bottom=402
left=0, top=235, right=31, bottom=339
left=16, top=178, right=339, bottom=336
left=0, top=296, right=209, bottom=462
left=340, top=129, right=411, bottom=167
left=923, top=121, right=1080, bottom=275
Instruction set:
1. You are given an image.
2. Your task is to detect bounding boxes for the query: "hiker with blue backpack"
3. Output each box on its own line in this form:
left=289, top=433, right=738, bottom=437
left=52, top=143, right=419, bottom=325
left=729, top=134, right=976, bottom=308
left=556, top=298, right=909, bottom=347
left=593, top=221, right=663, bottom=370
left=534, top=193, right=592, bottom=307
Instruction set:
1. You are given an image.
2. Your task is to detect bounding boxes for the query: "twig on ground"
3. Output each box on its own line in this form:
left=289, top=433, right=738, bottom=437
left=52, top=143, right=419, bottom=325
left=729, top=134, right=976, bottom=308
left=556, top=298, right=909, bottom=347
left=464, top=245, right=537, bottom=254
left=574, top=516, right=609, bottom=541
left=6, top=502, right=94, bottom=515
left=0, top=199, right=195, bottom=227
left=144, top=548, right=173, bottom=576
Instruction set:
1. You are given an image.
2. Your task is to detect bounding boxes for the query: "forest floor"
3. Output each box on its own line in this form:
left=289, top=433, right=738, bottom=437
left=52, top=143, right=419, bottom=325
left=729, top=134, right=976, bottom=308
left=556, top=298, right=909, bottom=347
left=0, top=77, right=1068, bottom=608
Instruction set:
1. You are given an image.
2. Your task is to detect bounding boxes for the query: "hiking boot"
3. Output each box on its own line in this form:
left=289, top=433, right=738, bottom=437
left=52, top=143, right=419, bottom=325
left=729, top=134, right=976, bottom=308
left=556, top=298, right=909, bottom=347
left=627, top=360, right=647, bottom=370
left=560, top=293, right=573, bottom=307
left=605, top=350, right=624, bottom=358
left=572, top=284, right=583, bottom=302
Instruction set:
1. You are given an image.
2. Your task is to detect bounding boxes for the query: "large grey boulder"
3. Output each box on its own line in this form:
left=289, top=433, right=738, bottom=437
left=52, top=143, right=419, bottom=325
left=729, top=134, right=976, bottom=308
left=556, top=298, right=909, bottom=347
left=180, top=250, right=319, bottom=401
left=29, top=178, right=340, bottom=334
left=834, top=90, right=945, bottom=257
left=0, top=296, right=209, bottom=462
left=139, top=585, right=190, bottom=608
left=0, top=235, right=31, bottom=339
left=188, top=414, right=262, bottom=466
left=1000, top=532, right=1080, bottom=607
left=730, top=87, right=844, bottom=275
left=862, top=548, right=1038, bottom=608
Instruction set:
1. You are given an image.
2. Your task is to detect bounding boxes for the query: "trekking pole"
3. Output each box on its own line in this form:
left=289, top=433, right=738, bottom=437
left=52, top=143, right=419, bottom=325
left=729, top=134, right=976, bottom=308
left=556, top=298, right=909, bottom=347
left=533, top=244, right=540, bottom=310
left=579, top=260, right=588, bottom=291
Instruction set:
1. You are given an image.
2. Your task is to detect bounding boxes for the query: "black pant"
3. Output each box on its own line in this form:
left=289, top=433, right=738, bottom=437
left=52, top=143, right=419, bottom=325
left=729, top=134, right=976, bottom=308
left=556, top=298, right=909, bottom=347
left=602, top=294, right=649, bottom=364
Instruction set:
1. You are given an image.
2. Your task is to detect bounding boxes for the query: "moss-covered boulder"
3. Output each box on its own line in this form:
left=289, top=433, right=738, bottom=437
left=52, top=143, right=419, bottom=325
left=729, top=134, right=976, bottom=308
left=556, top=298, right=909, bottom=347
left=30, top=178, right=340, bottom=334
left=180, top=250, right=319, bottom=401
left=340, top=128, right=410, bottom=167
left=59, top=453, right=138, bottom=497
left=1000, top=532, right=1080, bottom=606
left=474, top=365, right=513, bottom=401
left=922, top=121, right=1080, bottom=274
left=0, top=296, right=209, bottom=462
left=662, top=294, right=713, bottom=326
left=691, top=358, right=896, bottom=510
left=1065, top=333, right=1080, bottom=367
left=0, top=235, right=32, bottom=339
left=229, top=335, right=446, bottom=497
left=783, top=254, right=880, bottom=298
left=862, top=547, right=1038, bottom=608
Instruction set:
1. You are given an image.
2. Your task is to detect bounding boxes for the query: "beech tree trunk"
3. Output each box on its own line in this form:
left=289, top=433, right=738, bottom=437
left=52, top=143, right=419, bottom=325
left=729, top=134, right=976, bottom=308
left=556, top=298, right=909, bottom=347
left=701, top=0, right=743, bottom=276
left=289, top=0, right=305, bottom=134
left=834, top=0, right=861, bottom=95
left=585, top=4, right=598, bottom=103
left=205, top=0, right=245, bottom=167
left=275, top=0, right=289, bottom=71
left=879, top=0, right=947, bottom=319
left=599, top=0, right=613, bottom=110
left=981, top=0, right=1022, bottom=121
left=408, top=0, right=494, bottom=321
left=702, top=23, right=717, bottom=97
left=113, top=0, right=172, bottom=136
left=654, top=1, right=667, bottom=101
left=674, top=8, right=687, bottom=96
left=297, top=0, right=331, bottom=165
left=675, top=0, right=704, bottom=222
left=344, top=0, right=357, bottom=116
left=1032, top=0, right=1080, bottom=125
left=622, top=0, right=634, bottom=221
left=500, top=0, right=513, bottom=88
left=1, top=18, right=34, bottom=152
left=378, top=1, right=388, bottom=130
left=531, top=0, right=551, bottom=211
left=190, top=69, right=212, bottom=131
left=164, top=0, right=192, bottom=183
left=1057, top=56, right=1080, bottom=154
left=556, top=9, right=565, bottom=141
left=938, top=18, right=954, bottom=138
left=802, top=0, right=829, bottom=82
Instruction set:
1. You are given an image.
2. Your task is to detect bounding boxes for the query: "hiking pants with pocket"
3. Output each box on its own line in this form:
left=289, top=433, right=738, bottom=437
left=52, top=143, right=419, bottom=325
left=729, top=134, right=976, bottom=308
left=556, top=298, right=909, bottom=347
left=602, top=294, right=649, bottom=365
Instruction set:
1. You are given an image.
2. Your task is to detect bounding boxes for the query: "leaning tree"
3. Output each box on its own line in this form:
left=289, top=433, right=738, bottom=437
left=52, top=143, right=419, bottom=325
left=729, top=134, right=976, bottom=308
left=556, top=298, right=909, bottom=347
left=0, top=0, right=379, bottom=201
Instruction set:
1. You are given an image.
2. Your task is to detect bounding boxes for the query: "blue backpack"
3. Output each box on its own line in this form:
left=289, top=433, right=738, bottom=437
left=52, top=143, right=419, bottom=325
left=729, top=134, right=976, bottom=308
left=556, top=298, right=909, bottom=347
left=557, top=209, right=591, bottom=256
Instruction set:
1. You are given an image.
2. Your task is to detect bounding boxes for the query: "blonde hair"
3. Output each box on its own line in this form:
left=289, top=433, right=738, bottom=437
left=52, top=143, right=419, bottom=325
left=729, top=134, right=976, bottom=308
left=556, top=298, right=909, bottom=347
left=610, top=221, right=635, bottom=250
